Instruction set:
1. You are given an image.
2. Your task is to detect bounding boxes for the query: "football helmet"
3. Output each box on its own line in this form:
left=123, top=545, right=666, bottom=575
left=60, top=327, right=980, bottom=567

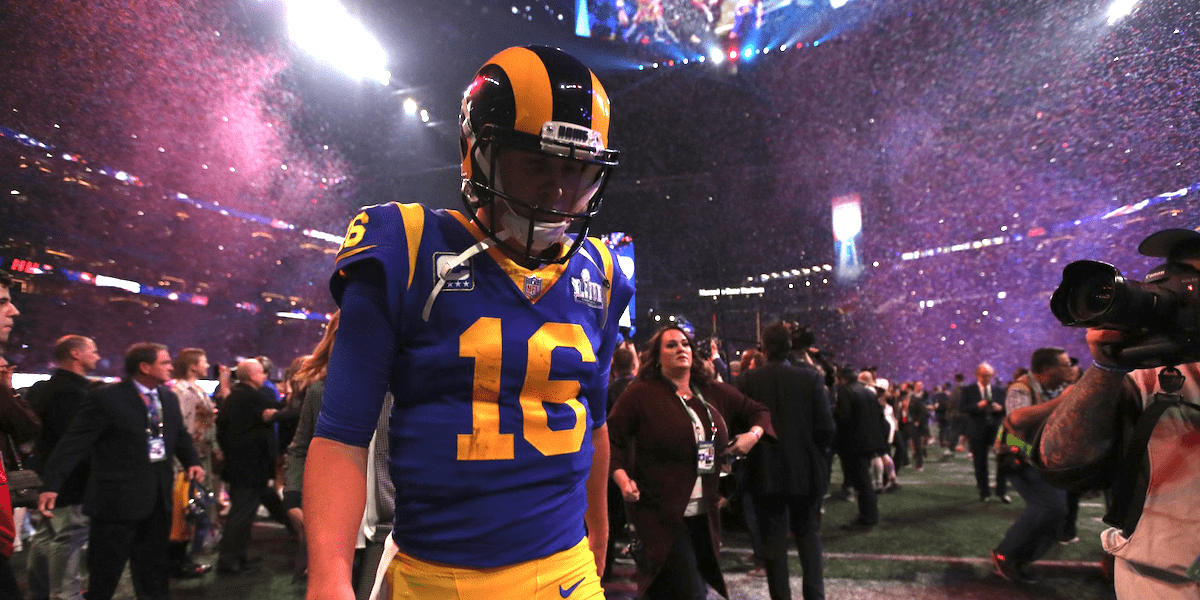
left=460, top=45, right=620, bottom=265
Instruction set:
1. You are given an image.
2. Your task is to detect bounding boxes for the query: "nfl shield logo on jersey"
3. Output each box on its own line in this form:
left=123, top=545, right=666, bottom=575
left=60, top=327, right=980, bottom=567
left=523, top=275, right=542, bottom=298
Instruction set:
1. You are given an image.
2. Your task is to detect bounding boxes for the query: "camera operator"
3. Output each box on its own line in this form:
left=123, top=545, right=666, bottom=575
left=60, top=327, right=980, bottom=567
left=1016, top=228, right=1200, bottom=599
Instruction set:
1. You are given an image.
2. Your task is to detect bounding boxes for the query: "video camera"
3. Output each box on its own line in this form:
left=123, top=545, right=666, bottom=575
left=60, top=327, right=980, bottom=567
left=790, top=323, right=815, bottom=352
left=1050, top=259, right=1200, bottom=369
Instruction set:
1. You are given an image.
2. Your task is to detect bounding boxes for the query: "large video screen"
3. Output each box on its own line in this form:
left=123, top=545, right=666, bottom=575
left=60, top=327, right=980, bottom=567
left=599, top=232, right=636, bottom=337
left=576, top=0, right=832, bottom=57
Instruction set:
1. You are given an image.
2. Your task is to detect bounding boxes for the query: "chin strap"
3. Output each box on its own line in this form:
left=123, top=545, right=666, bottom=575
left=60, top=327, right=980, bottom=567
left=422, top=231, right=510, bottom=321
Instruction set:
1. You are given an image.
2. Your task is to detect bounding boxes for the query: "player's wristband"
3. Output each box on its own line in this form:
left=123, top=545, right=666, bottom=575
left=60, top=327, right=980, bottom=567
left=1092, top=361, right=1133, bottom=374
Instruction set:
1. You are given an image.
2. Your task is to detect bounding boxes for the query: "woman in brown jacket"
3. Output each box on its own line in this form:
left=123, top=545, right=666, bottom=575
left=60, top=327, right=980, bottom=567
left=608, top=325, right=773, bottom=599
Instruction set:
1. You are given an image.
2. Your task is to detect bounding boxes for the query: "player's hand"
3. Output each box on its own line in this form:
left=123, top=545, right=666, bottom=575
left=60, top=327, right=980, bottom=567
left=977, top=399, right=988, bottom=408
left=187, top=465, right=205, bottom=482
left=262, top=408, right=278, bottom=421
left=620, top=479, right=640, bottom=502
left=38, top=491, right=57, bottom=518
left=990, top=402, right=1003, bottom=412
left=305, top=582, right=357, bottom=600
left=588, top=532, right=606, bottom=576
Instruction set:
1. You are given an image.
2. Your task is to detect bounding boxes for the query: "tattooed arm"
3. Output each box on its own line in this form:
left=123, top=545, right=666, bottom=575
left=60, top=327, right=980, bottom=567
left=1038, top=367, right=1136, bottom=468
left=1037, top=328, right=1138, bottom=469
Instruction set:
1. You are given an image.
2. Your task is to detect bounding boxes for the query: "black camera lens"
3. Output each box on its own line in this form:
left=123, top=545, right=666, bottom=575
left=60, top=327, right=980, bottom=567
left=1069, top=272, right=1116, bottom=321
left=1051, top=260, right=1173, bottom=330
left=1051, top=258, right=1200, bottom=369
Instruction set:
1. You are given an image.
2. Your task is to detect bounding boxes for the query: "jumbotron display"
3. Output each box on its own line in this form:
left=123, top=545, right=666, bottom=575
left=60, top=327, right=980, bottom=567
left=577, top=0, right=844, bottom=58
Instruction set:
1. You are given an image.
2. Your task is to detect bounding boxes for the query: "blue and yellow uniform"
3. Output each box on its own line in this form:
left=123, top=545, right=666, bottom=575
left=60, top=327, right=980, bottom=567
left=314, top=202, right=633, bottom=597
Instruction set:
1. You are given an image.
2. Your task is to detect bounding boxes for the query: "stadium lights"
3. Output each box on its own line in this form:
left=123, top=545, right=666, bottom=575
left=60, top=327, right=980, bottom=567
left=830, top=0, right=853, bottom=8
left=403, top=97, right=418, bottom=116
left=284, top=0, right=391, bottom=86
left=1107, top=0, right=1137, bottom=24
left=637, top=38, right=832, bottom=73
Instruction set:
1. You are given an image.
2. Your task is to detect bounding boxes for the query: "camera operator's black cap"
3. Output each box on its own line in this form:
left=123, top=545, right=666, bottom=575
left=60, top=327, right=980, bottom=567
left=1137, top=228, right=1200, bottom=260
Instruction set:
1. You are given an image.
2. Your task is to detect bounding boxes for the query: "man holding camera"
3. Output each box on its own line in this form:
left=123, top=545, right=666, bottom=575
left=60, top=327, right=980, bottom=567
left=990, top=347, right=1075, bottom=583
left=1021, top=228, right=1200, bottom=598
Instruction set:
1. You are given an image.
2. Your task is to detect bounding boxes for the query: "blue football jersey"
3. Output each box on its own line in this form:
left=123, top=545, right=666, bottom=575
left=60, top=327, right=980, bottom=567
left=324, top=202, right=633, bottom=568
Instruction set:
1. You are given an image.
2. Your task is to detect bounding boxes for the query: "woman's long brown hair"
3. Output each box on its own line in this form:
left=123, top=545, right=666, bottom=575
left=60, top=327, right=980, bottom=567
left=292, top=310, right=340, bottom=391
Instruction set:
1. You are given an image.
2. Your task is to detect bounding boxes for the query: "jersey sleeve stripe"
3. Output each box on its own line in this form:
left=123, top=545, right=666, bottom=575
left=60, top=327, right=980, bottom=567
left=395, top=202, right=426, bottom=291
left=337, top=244, right=379, bottom=263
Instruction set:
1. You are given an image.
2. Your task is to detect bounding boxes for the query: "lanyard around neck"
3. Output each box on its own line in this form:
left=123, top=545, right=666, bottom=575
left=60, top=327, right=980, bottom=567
left=138, top=389, right=164, bottom=436
left=677, top=387, right=717, bottom=441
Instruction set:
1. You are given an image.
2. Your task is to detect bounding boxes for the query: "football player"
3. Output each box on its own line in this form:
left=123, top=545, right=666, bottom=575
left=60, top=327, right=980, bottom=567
left=304, top=46, right=634, bottom=600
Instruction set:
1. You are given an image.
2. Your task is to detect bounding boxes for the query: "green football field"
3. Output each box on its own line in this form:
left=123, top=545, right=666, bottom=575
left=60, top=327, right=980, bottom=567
left=13, top=449, right=1118, bottom=599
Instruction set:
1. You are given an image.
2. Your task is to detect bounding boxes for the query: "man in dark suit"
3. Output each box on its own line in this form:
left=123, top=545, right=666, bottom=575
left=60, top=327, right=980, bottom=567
left=738, top=323, right=835, bottom=600
left=26, top=334, right=100, bottom=600
left=833, top=367, right=888, bottom=531
left=959, top=362, right=1009, bottom=502
left=215, top=358, right=279, bottom=574
left=37, top=342, right=203, bottom=600
left=901, top=385, right=931, bottom=471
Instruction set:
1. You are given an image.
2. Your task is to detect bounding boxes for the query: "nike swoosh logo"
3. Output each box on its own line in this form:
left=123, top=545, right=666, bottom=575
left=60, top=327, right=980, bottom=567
left=559, top=577, right=585, bottom=598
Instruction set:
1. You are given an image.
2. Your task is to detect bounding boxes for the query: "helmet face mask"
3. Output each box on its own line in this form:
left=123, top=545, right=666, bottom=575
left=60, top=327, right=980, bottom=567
left=460, top=46, right=619, bottom=266
left=479, top=134, right=608, bottom=256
